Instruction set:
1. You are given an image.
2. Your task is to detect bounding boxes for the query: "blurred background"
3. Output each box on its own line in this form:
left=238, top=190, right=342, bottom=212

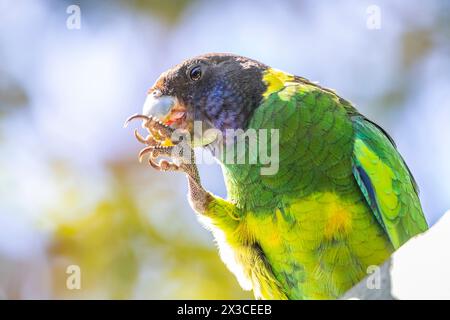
left=0, top=0, right=449, bottom=299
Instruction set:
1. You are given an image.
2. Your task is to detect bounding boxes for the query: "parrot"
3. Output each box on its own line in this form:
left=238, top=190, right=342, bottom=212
left=126, top=53, right=428, bottom=299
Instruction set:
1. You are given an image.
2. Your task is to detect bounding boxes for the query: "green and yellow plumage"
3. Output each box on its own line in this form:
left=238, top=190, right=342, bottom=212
left=141, top=54, right=428, bottom=300
left=200, top=68, right=428, bottom=299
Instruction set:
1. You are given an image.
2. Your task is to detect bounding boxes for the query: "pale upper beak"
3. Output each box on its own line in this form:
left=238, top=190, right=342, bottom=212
left=142, top=89, right=176, bottom=119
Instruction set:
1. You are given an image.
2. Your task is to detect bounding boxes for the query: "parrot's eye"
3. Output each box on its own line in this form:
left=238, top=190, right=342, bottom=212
left=189, top=66, right=202, bottom=81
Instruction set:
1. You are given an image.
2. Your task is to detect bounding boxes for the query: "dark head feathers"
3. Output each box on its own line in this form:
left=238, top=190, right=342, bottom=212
left=152, top=53, right=268, bottom=132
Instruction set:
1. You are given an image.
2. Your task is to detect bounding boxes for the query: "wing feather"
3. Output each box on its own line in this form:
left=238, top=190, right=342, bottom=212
left=351, top=116, right=428, bottom=249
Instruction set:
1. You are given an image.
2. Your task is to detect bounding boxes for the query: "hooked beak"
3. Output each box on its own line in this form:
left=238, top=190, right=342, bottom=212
left=143, top=90, right=186, bottom=128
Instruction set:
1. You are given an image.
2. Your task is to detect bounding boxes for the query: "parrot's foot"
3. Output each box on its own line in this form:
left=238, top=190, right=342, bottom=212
left=125, top=114, right=212, bottom=213
left=147, top=144, right=209, bottom=212
left=125, top=114, right=203, bottom=194
left=125, top=113, right=210, bottom=212
left=125, top=113, right=237, bottom=218
left=125, top=113, right=175, bottom=145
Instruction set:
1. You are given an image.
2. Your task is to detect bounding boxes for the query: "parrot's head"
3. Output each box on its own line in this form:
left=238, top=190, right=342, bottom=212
left=142, top=53, right=268, bottom=146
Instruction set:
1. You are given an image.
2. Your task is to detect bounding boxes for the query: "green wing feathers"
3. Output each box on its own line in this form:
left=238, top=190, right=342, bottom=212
left=351, top=116, right=428, bottom=249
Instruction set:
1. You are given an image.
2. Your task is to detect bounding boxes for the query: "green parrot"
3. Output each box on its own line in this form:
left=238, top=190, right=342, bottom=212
left=126, top=53, right=428, bottom=299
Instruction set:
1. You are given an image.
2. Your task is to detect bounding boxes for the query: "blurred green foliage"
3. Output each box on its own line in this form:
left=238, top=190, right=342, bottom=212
left=49, top=169, right=251, bottom=299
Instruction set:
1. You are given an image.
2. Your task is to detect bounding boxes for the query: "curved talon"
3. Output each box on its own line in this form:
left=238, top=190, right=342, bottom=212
left=138, top=145, right=155, bottom=162
left=124, top=113, right=151, bottom=128
left=134, top=129, right=148, bottom=144
left=126, top=112, right=186, bottom=169
left=148, top=157, right=161, bottom=170
left=134, top=129, right=160, bottom=146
